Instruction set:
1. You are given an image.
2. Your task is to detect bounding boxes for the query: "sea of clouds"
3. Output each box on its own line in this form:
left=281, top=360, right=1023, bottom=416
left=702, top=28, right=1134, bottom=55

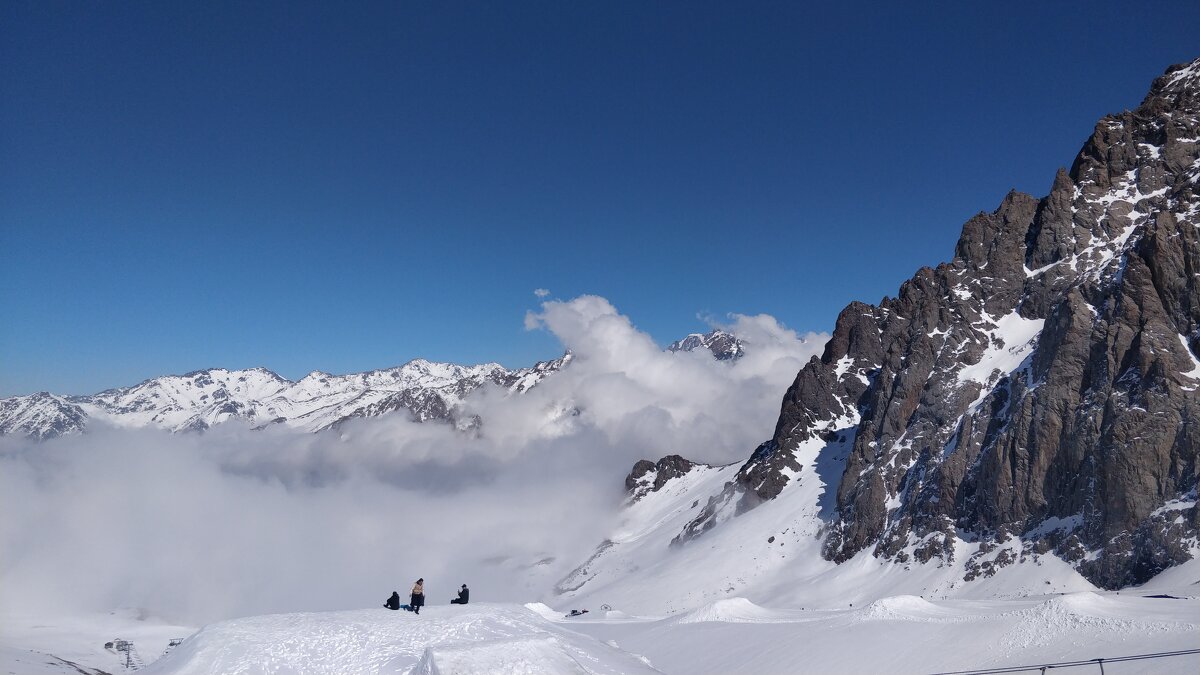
left=0, top=295, right=826, bottom=625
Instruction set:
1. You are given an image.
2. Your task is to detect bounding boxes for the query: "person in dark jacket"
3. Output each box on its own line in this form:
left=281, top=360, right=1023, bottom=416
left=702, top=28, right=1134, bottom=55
left=451, top=584, right=469, bottom=604
left=410, top=578, right=425, bottom=614
left=384, top=591, right=400, bottom=610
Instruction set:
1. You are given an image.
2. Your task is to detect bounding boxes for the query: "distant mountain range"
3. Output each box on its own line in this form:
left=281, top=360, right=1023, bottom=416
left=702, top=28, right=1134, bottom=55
left=0, top=330, right=745, bottom=439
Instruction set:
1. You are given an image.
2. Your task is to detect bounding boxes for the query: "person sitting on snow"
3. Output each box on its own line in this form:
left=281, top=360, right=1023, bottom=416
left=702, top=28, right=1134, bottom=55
left=451, top=584, right=469, bottom=605
left=384, top=591, right=400, bottom=610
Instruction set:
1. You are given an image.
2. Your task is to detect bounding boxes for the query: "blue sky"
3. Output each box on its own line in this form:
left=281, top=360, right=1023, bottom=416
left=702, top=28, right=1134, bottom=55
left=2, top=1, right=1197, bottom=396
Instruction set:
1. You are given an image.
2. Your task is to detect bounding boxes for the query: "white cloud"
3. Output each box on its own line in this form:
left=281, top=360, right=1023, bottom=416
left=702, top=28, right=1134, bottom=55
left=533, top=288, right=550, bottom=298
left=0, top=296, right=828, bottom=625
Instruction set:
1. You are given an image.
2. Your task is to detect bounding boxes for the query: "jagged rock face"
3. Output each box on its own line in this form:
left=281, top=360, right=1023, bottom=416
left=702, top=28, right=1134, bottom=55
left=672, top=59, right=1200, bottom=589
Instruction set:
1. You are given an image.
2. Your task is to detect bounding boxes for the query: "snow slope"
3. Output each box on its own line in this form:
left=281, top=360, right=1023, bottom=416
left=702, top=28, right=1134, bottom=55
left=140, top=605, right=660, bottom=675
left=559, top=444, right=1101, bottom=617
left=569, top=591, right=1200, bottom=675
left=555, top=405, right=1104, bottom=616
left=9, top=593, right=1197, bottom=675
left=0, top=608, right=193, bottom=675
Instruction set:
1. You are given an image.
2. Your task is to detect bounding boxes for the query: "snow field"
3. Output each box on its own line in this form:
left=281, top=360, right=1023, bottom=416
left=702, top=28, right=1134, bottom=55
left=5, top=582, right=1199, bottom=675
left=567, top=591, right=1200, bottom=674
left=0, top=608, right=193, bottom=675
left=140, top=604, right=661, bottom=675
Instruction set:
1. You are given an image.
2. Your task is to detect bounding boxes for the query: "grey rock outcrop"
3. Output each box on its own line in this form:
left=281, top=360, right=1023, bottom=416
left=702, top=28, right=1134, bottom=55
left=625, top=454, right=702, bottom=502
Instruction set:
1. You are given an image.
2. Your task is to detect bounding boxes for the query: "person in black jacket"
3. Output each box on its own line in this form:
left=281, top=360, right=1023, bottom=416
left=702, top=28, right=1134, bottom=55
left=384, top=591, right=400, bottom=610
left=451, top=584, right=469, bottom=605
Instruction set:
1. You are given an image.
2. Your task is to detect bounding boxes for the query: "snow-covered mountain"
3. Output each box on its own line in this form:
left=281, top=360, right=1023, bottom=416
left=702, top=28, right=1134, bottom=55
left=0, top=356, right=571, bottom=438
left=0, top=392, right=89, bottom=440
left=666, top=330, right=745, bottom=361
left=0, top=329, right=747, bottom=439
left=561, top=58, right=1200, bottom=604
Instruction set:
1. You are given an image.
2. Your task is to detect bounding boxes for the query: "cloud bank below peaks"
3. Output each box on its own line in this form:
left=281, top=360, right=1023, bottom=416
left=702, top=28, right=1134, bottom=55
left=0, top=295, right=827, bottom=624
left=516, top=295, right=827, bottom=463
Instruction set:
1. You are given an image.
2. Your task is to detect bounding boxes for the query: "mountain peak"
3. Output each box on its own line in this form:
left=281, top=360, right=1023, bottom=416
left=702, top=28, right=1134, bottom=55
left=1143, top=57, right=1200, bottom=109
left=667, top=330, right=746, bottom=361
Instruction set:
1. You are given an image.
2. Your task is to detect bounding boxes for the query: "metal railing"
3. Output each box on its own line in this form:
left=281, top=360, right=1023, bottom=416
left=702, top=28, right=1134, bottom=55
left=930, top=648, right=1200, bottom=674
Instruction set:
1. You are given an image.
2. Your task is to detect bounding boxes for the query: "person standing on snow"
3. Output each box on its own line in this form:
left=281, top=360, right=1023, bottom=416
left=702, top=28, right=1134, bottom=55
left=410, top=578, right=425, bottom=615
left=451, top=584, right=469, bottom=605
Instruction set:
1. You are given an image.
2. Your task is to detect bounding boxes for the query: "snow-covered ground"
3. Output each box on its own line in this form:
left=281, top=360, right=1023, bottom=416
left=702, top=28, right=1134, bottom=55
left=5, top=570, right=1199, bottom=675
left=0, top=608, right=192, bottom=675
left=139, top=604, right=660, bottom=675
left=566, top=590, right=1200, bottom=674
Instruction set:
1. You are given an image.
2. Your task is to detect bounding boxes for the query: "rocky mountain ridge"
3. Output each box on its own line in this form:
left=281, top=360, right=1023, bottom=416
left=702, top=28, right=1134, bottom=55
left=592, top=59, right=1200, bottom=592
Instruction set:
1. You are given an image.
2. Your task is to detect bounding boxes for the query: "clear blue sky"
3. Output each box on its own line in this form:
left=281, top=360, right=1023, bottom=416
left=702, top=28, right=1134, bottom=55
left=2, top=1, right=1197, bottom=396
